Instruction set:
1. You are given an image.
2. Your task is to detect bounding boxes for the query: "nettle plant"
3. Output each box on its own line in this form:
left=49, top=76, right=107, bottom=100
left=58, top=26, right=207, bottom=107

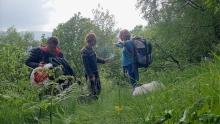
left=35, top=65, right=77, bottom=123
left=0, top=44, right=29, bottom=83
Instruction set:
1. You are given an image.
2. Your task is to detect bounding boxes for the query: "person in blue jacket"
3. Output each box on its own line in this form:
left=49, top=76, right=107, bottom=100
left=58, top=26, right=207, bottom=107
left=115, top=29, right=139, bottom=89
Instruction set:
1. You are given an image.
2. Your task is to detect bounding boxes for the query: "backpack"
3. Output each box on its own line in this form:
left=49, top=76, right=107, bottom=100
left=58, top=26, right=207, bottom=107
left=132, top=37, right=153, bottom=68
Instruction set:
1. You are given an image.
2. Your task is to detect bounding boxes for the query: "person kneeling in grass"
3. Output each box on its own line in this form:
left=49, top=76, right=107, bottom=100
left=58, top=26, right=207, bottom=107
left=81, top=33, right=109, bottom=99
left=25, top=37, right=75, bottom=92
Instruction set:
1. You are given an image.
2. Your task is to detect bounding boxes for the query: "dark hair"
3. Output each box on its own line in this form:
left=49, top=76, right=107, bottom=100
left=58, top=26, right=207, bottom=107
left=85, top=33, right=96, bottom=43
left=119, top=29, right=131, bottom=41
left=47, top=36, right=59, bottom=46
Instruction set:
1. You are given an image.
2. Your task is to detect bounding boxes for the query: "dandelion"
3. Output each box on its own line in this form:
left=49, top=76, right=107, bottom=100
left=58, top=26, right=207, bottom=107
left=115, top=105, right=123, bottom=114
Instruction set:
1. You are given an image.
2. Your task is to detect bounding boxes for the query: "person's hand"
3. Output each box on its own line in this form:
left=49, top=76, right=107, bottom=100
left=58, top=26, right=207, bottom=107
left=105, top=59, right=112, bottom=64
left=39, top=62, right=45, bottom=67
left=43, top=63, right=53, bottom=69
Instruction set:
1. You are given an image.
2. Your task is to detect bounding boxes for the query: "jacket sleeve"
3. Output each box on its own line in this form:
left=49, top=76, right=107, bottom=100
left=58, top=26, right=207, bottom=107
left=81, top=52, right=93, bottom=76
left=115, top=42, right=123, bottom=48
left=25, top=48, right=42, bottom=68
left=67, top=66, right=75, bottom=76
left=97, top=57, right=105, bottom=64
left=62, top=58, right=76, bottom=76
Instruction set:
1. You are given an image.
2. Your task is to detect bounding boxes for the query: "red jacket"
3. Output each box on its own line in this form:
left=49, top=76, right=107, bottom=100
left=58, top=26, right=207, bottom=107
left=25, top=46, right=64, bottom=68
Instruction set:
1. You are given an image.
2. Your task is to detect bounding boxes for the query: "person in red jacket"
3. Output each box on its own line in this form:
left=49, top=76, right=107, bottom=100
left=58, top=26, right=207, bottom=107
left=26, top=37, right=75, bottom=89
left=26, top=37, right=64, bottom=68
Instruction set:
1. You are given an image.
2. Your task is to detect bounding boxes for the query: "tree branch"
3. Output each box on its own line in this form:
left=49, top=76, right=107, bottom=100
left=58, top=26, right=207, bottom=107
left=154, top=43, right=182, bottom=70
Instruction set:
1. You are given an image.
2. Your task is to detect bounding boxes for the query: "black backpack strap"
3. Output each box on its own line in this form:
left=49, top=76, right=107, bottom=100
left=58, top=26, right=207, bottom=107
left=131, top=40, right=138, bottom=64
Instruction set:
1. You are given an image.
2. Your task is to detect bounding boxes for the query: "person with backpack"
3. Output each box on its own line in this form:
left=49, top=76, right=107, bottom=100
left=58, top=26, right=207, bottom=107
left=115, top=29, right=139, bottom=89
left=25, top=37, right=75, bottom=90
left=81, top=33, right=108, bottom=99
left=115, top=29, right=152, bottom=89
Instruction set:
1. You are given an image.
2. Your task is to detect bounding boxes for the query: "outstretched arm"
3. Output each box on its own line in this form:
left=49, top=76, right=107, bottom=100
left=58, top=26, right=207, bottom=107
left=97, top=57, right=106, bottom=64
left=114, top=42, right=124, bottom=48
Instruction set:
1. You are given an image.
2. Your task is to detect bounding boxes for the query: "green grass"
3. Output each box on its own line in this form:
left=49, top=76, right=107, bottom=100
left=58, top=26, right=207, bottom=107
left=49, top=60, right=220, bottom=124
left=1, top=60, right=220, bottom=124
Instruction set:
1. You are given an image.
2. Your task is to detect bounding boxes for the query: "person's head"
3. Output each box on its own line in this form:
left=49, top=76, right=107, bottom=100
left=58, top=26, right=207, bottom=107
left=85, top=33, right=96, bottom=47
left=47, top=37, right=59, bottom=53
left=119, top=29, right=131, bottom=41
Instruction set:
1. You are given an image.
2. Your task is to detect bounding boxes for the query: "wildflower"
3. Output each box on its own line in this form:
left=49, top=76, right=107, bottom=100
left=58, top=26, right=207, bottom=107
left=115, top=105, right=123, bottom=114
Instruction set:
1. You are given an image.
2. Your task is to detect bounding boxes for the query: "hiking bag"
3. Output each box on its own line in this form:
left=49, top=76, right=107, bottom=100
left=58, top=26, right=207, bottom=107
left=132, top=37, right=153, bottom=68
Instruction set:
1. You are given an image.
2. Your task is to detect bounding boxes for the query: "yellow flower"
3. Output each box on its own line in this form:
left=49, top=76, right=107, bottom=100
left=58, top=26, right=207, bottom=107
left=115, top=105, right=123, bottom=114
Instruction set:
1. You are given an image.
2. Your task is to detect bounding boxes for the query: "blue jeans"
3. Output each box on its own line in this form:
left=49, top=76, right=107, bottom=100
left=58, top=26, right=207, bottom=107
left=123, top=63, right=139, bottom=88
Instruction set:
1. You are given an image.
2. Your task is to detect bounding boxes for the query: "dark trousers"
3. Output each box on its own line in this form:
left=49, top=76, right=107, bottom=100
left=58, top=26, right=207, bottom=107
left=86, top=72, right=101, bottom=96
left=123, top=63, right=139, bottom=88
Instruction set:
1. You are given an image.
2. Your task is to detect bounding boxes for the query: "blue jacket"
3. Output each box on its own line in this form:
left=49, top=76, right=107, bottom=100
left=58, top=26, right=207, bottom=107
left=116, top=40, right=135, bottom=67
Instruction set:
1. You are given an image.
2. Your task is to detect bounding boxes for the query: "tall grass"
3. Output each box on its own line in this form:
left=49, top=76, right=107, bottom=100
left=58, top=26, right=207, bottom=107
left=65, top=59, right=220, bottom=124
left=0, top=44, right=220, bottom=124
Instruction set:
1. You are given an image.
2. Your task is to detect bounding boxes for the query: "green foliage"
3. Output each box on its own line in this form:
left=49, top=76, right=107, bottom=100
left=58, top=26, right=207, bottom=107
left=0, top=38, right=78, bottom=123
left=1, top=27, right=23, bottom=44
left=53, top=13, right=96, bottom=78
left=204, top=0, right=220, bottom=14
left=135, top=0, right=220, bottom=64
left=63, top=58, right=220, bottom=124
left=53, top=10, right=117, bottom=79
left=0, top=44, right=28, bottom=83
left=0, top=41, right=39, bottom=123
left=92, top=4, right=115, bottom=34
left=1, top=3, right=220, bottom=124
left=40, top=33, right=48, bottom=46
left=0, top=26, right=39, bottom=48
left=136, top=0, right=160, bottom=25
left=92, top=5, right=116, bottom=59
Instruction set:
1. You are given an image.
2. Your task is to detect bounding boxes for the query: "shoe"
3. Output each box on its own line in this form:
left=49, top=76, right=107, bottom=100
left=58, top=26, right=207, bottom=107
left=88, top=94, right=98, bottom=100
